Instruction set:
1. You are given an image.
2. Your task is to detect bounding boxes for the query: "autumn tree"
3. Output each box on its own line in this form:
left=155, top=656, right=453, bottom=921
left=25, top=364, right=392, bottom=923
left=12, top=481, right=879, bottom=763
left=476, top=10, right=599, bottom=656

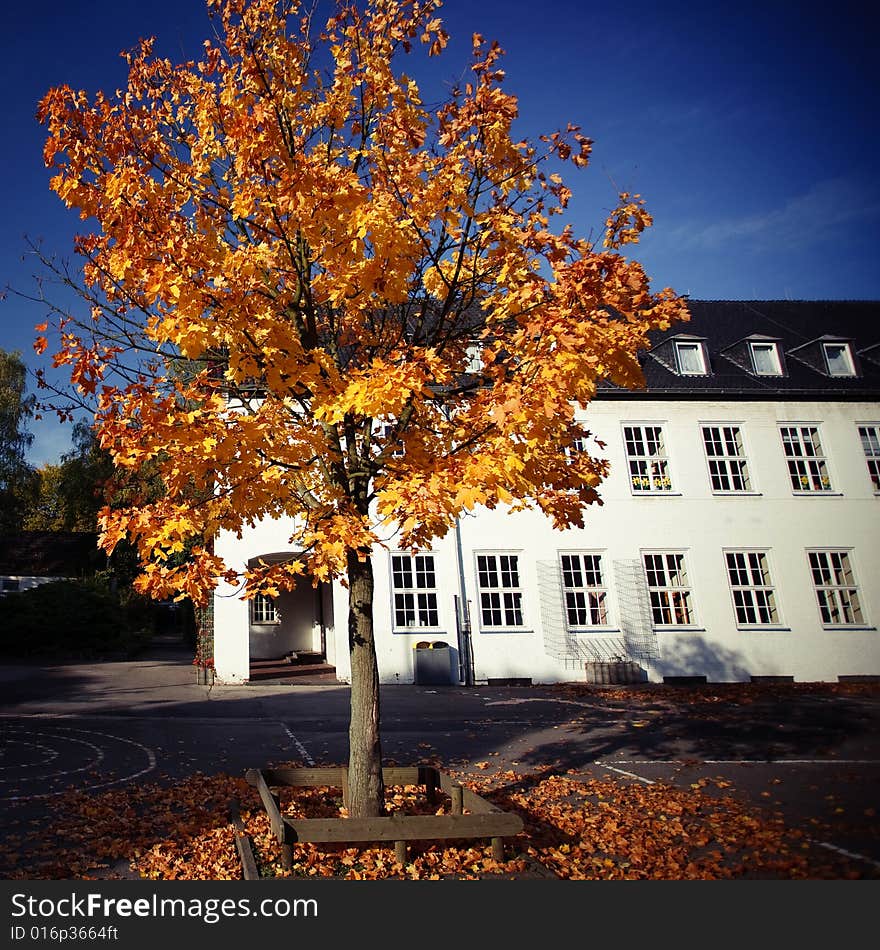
left=36, top=0, right=687, bottom=817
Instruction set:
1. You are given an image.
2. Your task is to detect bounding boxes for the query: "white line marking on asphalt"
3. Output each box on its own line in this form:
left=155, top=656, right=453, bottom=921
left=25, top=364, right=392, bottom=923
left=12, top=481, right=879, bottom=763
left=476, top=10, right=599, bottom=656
left=0, top=731, right=105, bottom=783
left=0, top=726, right=157, bottom=801
left=597, top=763, right=655, bottom=785
left=280, top=723, right=314, bottom=765
left=483, top=697, right=609, bottom=711
left=597, top=757, right=880, bottom=872
left=814, top=840, right=880, bottom=871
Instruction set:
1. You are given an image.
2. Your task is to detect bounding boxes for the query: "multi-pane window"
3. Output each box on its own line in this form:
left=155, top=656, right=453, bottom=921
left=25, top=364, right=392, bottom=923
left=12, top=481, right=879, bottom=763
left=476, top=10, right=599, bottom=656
left=563, top=426, right=589, bottom=459
left=725, top=551, right=779, bottom=625
left=702, top=425, right=752, bottom=492
left=823, top=342, right=856, bottom=377
left=643, top=553, right=694, bottom=626
left=808, top=551, right=864, bottom=626
left=675, top=341, right=708, bottom=375
left=391, top=554, right=439, bottom=629
left=571, top=431, right=589, bottom=454
left=858, top=425, right=880, bottom=491
left=477, top=554, right=524, bottom=628
left=750, top=342, right=783, bottom=376
left=624, top=425, right=673, bottom=493
left=252, top=594, right=278, bottom=624
left=560, top=553, right=609, bottom=628
left=780, top=426, right=832, bottom=492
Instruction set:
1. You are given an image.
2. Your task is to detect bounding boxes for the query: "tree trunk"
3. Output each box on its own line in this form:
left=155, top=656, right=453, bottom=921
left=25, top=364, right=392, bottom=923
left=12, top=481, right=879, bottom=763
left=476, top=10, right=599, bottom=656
left=346, top=550, right=385, bottom=817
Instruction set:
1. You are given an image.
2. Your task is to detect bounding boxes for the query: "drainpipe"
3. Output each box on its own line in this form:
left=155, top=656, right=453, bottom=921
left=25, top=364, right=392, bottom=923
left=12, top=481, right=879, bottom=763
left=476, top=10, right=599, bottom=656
left=453, top=515, right=475, bottom=686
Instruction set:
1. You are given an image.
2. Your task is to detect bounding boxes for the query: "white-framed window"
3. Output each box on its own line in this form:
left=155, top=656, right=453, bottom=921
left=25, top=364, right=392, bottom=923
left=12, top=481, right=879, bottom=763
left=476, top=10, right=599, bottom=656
left=643, top=552, right=694, bottom=626
left=780, top=425, right=832, bottom=492
left=857, top=424, right=880, bottom=491
left=724, top=551, right=779, bottom=626
left=391, top=553, right=439, bottom=629
left=563, top=424, right=590, bottom=459
left=674, top=340, right=708, bottom=375
left=807, top=550, right=864, bottom=626
left=624, top=425, right=673, bottom=493
left=702, top=424, right=752, bottom=492
left=251, top=594, right=279, bottom=624
left=476, top=553, right=524, bottom=629
left=465, top=342, right=483, bottom=374
left=823, top=342, right=856, bottom=377
left=571, top=429, right=589, bottom=454
left=750, top=341, right=783, bottom=376
left=560, top=553, right=609, bottom=628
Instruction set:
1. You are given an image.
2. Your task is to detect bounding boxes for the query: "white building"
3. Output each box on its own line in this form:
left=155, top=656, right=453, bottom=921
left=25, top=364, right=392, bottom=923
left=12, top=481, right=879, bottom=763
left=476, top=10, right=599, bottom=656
left=0, top=531, right=101, bottom=596
left=212, top=300, right=880, bottom=686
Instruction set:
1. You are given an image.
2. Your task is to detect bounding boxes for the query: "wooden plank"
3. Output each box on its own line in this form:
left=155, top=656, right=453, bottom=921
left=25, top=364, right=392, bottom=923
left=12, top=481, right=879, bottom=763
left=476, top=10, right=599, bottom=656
left=245, top=769, right=286, bottom=841
left=381, top=766, right=441, bottom=788
left=438, top=773, right=507, bottom=815
left=450, top=785, right=463, bottom=815
left=282, top=812, right=522, bottom=843
left=394, top=840, right=407, bottom=865
left=259, top=767, right=347, bottom=788
left=228, top=800, right=260, bottom=881
left=261, top=766, right=440, bottom=790
left=248, top=765, right=523, bottom=853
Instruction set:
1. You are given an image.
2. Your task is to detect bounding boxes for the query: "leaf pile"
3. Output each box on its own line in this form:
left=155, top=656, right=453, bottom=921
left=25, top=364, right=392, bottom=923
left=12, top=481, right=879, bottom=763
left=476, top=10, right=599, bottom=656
left=551, top=680, right=880, bottom=706
left=1, top=763, right=875, bottom=881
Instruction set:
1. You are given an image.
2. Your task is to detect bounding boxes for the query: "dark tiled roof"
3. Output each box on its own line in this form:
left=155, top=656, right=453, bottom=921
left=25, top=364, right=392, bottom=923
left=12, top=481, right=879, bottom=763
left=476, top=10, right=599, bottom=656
left=598, top=300, right=880, bottom=398
left=0, top=531, right=102, bottom=577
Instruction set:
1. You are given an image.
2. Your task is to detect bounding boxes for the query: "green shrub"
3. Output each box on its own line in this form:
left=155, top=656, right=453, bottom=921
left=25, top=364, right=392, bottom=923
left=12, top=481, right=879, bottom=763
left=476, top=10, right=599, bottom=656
left=0, top=579, right=155, bottom=658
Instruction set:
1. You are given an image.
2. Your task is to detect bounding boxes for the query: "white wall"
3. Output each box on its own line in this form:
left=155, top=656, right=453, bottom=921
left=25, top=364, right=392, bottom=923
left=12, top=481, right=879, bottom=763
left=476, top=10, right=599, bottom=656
left=213, top=398, right=880, bottom=684
left=0, top=576, right=65, bottom=594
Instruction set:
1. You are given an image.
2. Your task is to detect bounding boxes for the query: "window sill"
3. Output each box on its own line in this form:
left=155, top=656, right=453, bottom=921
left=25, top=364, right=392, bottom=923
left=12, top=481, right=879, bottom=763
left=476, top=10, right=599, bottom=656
left=822, top=625, right=877, bottom=632
left=736, top=626, right=792, bottom=632
left=568, top=627, right=621, bottom=634
left=711, top=491, right=763, bottom=497
left=791, top=491, right=842, bottom=497
left=652, top=625, right=705, bottom=632
left=251, top=622, right=281, bottom=627
left=479, top=628, right=533, bottom=635
left=630, top=491, right=683, bottom=497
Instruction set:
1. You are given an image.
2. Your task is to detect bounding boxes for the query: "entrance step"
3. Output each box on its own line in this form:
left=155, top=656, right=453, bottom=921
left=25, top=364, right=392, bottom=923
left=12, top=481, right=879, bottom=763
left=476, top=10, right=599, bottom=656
left=248, top=656, right=337, bottom=684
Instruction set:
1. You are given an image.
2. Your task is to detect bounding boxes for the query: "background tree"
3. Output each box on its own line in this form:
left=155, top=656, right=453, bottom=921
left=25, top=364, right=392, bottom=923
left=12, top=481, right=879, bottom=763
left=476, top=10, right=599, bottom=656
left=22, top=420, right=170, bottom=593
left=36, top=0, right=688, bottom=817
left=0, top=348, right=38, bottom=532
left=24, top=421, right=109, bottom=531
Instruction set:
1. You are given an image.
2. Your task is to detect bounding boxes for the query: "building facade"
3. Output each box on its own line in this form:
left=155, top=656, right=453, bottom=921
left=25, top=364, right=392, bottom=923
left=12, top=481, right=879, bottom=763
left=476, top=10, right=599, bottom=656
left=212, top=300, right=880, bottom=685
left=0, top=531, right=101, bottom=596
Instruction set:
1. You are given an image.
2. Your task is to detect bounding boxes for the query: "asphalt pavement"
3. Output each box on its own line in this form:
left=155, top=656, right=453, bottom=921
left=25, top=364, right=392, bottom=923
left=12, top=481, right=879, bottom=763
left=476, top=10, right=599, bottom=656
left=2, top=639, right=879, bottom=875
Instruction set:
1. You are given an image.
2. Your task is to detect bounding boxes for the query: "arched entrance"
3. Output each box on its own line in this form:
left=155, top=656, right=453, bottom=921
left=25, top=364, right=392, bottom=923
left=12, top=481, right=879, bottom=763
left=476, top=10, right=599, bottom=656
left=246, top=553, right=336, bottom=682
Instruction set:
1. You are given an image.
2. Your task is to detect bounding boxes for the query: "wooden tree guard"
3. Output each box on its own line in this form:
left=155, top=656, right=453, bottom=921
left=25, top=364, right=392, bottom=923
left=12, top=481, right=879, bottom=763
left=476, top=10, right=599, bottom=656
left=228, top=799, right=260, bottom=881
left=245, top=766, right=523, bottom=869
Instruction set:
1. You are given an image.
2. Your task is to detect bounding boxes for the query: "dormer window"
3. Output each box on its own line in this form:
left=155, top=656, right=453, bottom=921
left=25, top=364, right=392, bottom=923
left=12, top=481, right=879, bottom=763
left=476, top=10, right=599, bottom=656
left=674, top=340, right=708, bottom=375
left=823, top=342, right=856, bottom=377
left=749, top=341, right=783, bottom=376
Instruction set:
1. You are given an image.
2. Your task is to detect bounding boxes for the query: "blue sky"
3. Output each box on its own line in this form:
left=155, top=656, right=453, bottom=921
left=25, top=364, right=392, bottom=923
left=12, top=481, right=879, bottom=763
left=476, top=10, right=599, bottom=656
left=1, top=0, right=878, bottom=464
